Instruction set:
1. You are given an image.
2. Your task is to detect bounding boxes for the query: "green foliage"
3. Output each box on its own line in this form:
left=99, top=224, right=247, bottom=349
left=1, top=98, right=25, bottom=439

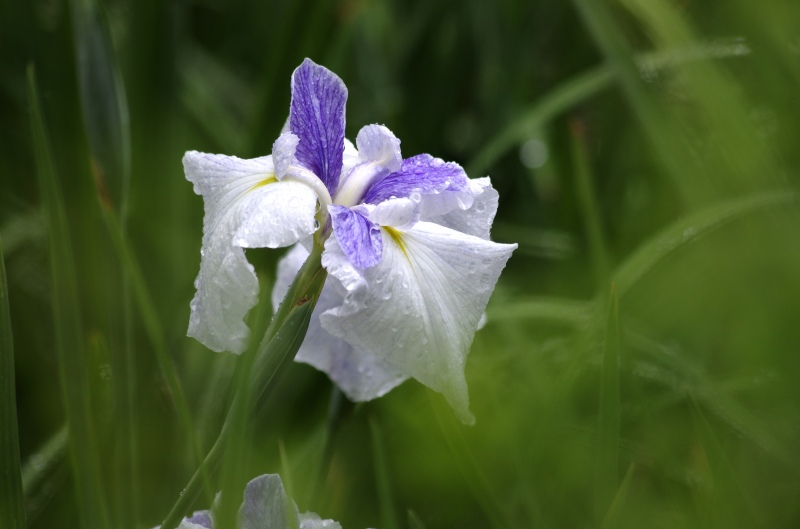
left=0, top=240, right=26, bottom=529
left=4, top=0, right=800, bottom=528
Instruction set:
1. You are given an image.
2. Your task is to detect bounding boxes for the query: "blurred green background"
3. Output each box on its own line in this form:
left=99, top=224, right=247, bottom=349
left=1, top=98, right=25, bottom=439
left=3, top=0, right=800, bottom=528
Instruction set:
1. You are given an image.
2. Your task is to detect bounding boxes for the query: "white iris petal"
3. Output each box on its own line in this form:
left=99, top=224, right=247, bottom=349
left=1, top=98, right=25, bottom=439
left=320, top=221, right=517, bottom=424
left=184, top=151, right=318, bottom=354
left=334, top=125, right=402, bottom=207
left=424, top=176, right=499, bottom=240
left=274, top=245, right=408, bottom=401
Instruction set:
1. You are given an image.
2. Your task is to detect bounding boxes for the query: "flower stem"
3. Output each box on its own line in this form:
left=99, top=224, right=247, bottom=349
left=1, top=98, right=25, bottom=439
left=160, top=243, right=327, bottom=529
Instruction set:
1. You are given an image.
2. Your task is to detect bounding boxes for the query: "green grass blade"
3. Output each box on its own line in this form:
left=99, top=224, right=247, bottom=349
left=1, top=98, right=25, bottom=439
left=407, top=509, right=428, bottom=529
left=600, top=463, right=635, bottom=529
left=619, top=0, right=780, bottom=197
left=595, top=285, right=621, bottom=522
left=163, top=248, right=325, bottom=529
left=613, top=192, right=796, bottom=297
left=100, top=206, right=211, bottom=501
left=467, top=43, right=750, bottom=177
left=691, top=401, right=760, bottom=529
left=67, top=1, right=135, bottom=523
left=430, top=396, right=513, bottom=529
left=21, top=426, right=68, bottom=523
left=570, top=117, right=610, bottom=285
left=570, top=0, right=706, bottom=207
left=487, top=296, right=591, bottom=326
left=68, top=0, right=130, bottom=212
left=468, top=66, right=612, bottom=177
left=28, top=64, right=110, bottom=529
left=0, top=239, right=25, bottom=528
left=369, top=416, right=400, bottom=529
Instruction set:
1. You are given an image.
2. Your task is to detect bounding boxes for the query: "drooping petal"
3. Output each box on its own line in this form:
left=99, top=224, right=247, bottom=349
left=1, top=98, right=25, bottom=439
left=184, top=151, right=317, bottom=353
left=424, top=177, right=499, bottom=240
left=329, top=205, right=382, bottom=269
left=290, top=58, right=347, bottom=196
left=273, top=245, right=408, bottom=401
left=238, top=474, right=299, bottom=529
left=320, top=222, right=517, bottom=424
left=361, top=154, right=472, bottom=217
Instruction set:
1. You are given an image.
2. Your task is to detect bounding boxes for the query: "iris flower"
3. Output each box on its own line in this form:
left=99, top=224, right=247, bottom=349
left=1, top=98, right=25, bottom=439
left=184, top=59, right=516, bottom=424
left=170, top=474, right=342, bottom=529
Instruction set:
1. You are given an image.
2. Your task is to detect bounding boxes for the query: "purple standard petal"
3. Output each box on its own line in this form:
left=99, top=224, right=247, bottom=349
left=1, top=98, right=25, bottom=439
left=290, top=58, right=347, bottom=196
left=361, top=154, right=469, bottom=205
left=329, top=205, right=382, bottom=269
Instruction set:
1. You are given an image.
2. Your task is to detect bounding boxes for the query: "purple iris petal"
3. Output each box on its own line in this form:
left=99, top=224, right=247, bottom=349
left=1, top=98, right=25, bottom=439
left=186, top=511, right=213, bottom=528
left=290, top=58, right=347, bottom=196
left=330, top=205, right=383, bottom=269
left=361, top=154, right=469, bottom=205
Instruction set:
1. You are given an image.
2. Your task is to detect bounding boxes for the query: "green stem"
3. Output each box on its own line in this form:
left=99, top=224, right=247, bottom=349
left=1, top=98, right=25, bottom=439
left=160, top=243, right=327, bottom=529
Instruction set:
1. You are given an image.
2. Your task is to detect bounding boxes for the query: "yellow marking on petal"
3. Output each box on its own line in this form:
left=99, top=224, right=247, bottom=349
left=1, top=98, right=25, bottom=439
left=249, top=174, right=277, bottom=191
left=384, top=226, right=410, bottom=263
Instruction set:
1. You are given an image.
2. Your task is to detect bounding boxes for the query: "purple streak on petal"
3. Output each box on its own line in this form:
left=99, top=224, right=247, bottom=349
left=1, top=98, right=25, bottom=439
left=290, top=58, right=347, bottom=196
left=361, top=154, right=469, bottom=205
left=329, top=205, right=383, bottom=269
left=186, top=511, right=213, bottom=528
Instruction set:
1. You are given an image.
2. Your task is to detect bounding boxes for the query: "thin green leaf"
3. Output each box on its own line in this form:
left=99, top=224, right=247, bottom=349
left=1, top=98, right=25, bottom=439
left=487, top=296, right=591, bottom=326
left=570, top=118, right=610, bottom=284
left=467, top=43, right=750, bottom=177
left=407, top=509, right=428, bottom=529
left=595, top=285, right=621, bottom=521
left=100, top=205, right=212, bottom=502
left=68, top=1, right=135, bottom=524
left=0, top=210, right=44, bottom=257
left=68, top=0, right=130, bottom=212
left=430, top=396, right=513, bottom=529
left=28, top=64, right=111, bottom=529
left=619, top=0, right=780, bottom=197
left=600, top=463, right=635, bottom=529
left=570, top=0, right=708, bottom=207
left=308, top=386, right=352, bottom=507
left=691, top=401, right=760, bottom=529
left=370, top=416, right=400, bottom=529
left=162, top=248, right=325, bottom=529
left=278, top=439, right=295, bottom=501
left=21, top=426, right=68, bottom=524
left=613, top=192, right=796, bottom=297
left=629, top=332, right=798, bottom=473
left=469, top=66, right=611, bottom=177
left=0, top=239, right=25, bottom=529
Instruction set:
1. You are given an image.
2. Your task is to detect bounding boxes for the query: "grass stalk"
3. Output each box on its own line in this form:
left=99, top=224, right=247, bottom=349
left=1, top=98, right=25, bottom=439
left=0, top=239, right=25, bottom=529
left=28, top=64, right=111, bottom=529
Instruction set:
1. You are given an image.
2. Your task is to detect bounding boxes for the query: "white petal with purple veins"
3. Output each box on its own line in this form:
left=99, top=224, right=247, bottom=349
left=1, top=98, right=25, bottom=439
left=238, top=474, right=299, bottom=529
left=184, top=151, right=318, bottom=353
left=356, top=124, right=402, bottom=172
left=361, top=197, right=420, bottom=230
left=273, top=245, right=408, bottom=401
left=320, top=222, right=517, bottom=424
left=424, top=177, right=499, bottom=240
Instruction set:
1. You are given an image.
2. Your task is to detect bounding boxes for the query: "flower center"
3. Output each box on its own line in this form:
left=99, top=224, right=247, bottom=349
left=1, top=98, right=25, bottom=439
left=333, top=162, right=389, bottom=208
